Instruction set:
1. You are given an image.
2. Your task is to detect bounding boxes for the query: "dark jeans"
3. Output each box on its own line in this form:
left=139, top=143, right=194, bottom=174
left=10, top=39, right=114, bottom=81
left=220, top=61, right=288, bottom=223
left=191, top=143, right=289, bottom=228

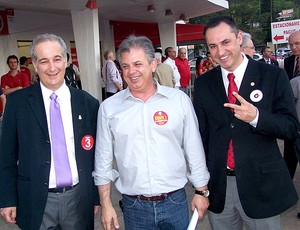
left=122, top=188, right=189, bottom=230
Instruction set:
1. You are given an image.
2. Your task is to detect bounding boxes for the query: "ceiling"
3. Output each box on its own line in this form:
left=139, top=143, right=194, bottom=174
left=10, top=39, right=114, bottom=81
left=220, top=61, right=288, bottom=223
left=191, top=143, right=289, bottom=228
left=0, top=0, right=229, bottom=23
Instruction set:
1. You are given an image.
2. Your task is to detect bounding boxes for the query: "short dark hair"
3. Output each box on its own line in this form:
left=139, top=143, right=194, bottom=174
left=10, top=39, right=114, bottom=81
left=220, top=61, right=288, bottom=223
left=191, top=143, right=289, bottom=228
left=164, top=47, right=173, bottom=57
left=195, top=56, right=203, bottom=70
left=19, top=56, right=27, bottom=65
left=6, top=55, right=19, bottom=64
left=261, top=46, right=270, bottom=54
left=155, top=48, right=163, bottom=55
left=204, top=15, right=239, bottom=37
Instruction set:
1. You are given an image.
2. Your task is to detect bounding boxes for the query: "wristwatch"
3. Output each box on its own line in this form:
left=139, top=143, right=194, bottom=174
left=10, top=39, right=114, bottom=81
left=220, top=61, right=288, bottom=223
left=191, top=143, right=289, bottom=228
left=195, top=189, right=210, bottom=198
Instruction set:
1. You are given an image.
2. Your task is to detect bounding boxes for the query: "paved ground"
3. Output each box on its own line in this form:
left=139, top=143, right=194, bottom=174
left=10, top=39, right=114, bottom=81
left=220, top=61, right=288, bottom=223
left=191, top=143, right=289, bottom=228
left=1, top=141, right=300, bottom=230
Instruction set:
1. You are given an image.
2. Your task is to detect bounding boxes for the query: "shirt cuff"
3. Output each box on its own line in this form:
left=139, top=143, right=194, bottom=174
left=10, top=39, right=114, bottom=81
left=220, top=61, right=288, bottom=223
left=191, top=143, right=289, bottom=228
left=249, top=108, right=259, bottom=128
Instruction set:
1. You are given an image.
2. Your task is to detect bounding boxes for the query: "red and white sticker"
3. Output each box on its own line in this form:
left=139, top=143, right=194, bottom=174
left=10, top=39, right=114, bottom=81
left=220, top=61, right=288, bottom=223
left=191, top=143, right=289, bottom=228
left=81, top=135, right=94, bottom=150
left=153, top=111, right=168, bottom=126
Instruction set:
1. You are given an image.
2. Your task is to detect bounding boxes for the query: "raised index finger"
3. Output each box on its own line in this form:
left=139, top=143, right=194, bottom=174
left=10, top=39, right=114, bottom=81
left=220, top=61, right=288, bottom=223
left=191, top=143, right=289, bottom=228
left=232, top=92, right=247, bottom=104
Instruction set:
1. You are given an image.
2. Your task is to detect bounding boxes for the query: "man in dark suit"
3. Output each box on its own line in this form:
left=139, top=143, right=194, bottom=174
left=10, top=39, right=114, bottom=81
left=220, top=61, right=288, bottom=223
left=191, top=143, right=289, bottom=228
left=284, top=30, right=299, bottom=82
left=284, top=30, right=300, bottom=219
left=283, top=31, right=300, bottom=179
left=194, top=16, right=298, bottom=230
left=0, top=34, right=100, bottom=230
left=258, top=46, right=279, bottom=66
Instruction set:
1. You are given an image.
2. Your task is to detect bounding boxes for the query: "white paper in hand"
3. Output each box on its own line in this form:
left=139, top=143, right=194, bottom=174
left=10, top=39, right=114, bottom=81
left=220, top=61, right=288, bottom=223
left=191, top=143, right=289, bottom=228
left=187, top=209, right=199, bottom=230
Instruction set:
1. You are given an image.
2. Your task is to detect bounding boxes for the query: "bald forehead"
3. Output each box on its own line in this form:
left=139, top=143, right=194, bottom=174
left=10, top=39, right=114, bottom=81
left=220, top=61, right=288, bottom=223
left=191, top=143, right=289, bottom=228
left=289, top=31, right=300, bottom=41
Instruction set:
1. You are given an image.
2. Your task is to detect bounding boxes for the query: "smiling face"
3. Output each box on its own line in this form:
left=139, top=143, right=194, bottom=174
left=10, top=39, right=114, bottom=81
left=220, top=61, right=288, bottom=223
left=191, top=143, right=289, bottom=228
left=7, top=58, right=19, bottom=71
left=32, top=40, right=67, bottom=91
left=120, top=47, right=157, bottom=97
left=205, top=22, right=243, bottom=72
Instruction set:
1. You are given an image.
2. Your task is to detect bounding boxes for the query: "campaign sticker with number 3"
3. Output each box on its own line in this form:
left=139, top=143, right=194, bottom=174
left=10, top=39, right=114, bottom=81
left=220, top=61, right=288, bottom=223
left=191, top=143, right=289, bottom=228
left=81, top=135, right=94, bottom=150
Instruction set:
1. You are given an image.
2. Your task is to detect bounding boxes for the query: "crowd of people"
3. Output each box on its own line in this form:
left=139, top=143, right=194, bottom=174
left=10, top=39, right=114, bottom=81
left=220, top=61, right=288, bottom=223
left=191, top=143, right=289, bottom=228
left=0, top=15, right=299, bottom=230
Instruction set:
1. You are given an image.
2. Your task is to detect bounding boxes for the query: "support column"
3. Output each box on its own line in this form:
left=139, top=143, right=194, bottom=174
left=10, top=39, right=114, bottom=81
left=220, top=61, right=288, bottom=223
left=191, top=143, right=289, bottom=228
left=71, top=9, right=102, bottom=101
left=99, top=19, right=115, bottom=57
left=158, top=22, right=177, bottom=52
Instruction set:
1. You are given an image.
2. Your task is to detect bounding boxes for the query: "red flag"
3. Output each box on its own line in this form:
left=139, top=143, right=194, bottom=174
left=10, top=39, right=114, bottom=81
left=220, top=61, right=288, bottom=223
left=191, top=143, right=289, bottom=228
left=0, top=11, right=9, bottom=35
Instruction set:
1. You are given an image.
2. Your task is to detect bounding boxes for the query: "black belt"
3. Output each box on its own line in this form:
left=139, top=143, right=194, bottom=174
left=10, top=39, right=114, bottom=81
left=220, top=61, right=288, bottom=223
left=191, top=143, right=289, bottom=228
left=48, top=183, right=78, bottom=193
left=227, top=169, right=236, bottom=176
left=128, top=189, right=180, bottom=201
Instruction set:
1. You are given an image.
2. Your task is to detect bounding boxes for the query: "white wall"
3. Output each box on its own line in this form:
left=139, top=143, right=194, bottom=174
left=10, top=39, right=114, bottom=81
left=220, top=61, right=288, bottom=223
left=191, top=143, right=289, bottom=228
left=0, top=10, right=74, bottom=76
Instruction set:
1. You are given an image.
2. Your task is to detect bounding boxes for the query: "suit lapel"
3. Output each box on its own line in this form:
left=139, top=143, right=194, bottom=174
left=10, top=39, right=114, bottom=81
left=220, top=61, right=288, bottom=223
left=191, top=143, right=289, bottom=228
left=210, top=67, right=228, bottom=106
left=27, top=84, right=49, bottom=138
left=239, top=59, right=261, bottom=102
left=69, top=87, right=84, bottom=152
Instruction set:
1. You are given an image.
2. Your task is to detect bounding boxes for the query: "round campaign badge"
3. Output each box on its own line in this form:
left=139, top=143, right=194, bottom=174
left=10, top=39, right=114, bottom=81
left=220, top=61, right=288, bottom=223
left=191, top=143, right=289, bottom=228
left=153, top=111, right=168, bottom=125
left=81, top=135, right=94, bottom=150
left=250, top=90, right=263, bottom=102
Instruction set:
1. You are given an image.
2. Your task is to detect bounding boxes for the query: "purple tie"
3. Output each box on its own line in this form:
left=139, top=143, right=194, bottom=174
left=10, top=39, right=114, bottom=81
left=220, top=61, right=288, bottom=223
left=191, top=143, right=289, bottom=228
left=50, top=93, right=72, bottom=188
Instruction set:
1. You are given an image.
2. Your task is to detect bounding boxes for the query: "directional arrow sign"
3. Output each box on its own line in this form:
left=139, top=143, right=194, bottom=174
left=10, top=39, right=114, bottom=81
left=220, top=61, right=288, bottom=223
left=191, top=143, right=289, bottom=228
left=271, top=19, right=300, bottom=44
left=273, top=34, right=284, bottom=42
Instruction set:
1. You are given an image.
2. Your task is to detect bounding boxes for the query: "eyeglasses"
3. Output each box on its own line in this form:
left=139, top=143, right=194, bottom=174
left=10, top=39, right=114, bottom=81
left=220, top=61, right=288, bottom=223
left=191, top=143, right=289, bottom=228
left=289, top=41, right=300, bottom=47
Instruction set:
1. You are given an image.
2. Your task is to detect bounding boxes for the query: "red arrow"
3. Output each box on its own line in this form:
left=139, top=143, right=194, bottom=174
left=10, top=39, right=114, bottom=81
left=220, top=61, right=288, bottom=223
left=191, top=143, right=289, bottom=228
left=273, top=34, right=284, bottom=42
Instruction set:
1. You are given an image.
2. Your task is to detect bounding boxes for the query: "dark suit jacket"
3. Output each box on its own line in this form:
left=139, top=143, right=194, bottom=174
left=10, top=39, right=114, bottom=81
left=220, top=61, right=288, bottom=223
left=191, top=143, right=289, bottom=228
left=193, top=58, right=298, bottom=218
left=0, top=83, right=100, bottom=230
left=258, top=57, right=279, bottom=67
left=284, top=55, right=296, bottom=80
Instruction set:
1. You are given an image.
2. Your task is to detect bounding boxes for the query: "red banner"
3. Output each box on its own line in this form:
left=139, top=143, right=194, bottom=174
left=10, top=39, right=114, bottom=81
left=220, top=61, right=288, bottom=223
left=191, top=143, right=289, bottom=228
left=0, top=11, right=9, bottom=35
left=70, top=48, right=79, bottom=68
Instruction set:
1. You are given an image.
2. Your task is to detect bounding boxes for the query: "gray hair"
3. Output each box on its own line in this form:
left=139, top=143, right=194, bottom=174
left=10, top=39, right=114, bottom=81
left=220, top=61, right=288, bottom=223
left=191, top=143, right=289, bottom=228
left=30, top=33, right=67, bottom=62
left=154, top=52, right=162, bottom=63
left=103, top=50, right=113, bottom=60
left=241, top=32, right=252, bottom=48
left=117, top=35, right=155, bottom=65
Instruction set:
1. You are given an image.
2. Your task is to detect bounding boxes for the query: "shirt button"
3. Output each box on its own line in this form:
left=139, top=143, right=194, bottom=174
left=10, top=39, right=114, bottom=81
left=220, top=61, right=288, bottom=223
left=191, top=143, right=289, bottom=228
left=230, top=124, right=234, bottom=128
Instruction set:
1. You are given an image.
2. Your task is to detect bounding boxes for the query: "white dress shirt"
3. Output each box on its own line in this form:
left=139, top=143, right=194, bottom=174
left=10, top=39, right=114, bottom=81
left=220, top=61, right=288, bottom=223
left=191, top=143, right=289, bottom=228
left=93, top=82, right=210, bottom=196
left=221, top=53, right=258, bottom=127
left=40, top=82, right=79, bottom=188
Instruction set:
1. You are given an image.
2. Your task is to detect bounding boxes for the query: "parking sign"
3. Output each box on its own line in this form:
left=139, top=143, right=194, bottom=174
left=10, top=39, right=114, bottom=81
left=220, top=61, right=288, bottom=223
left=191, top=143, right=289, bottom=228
left=271, top=19, right=300, bottom=44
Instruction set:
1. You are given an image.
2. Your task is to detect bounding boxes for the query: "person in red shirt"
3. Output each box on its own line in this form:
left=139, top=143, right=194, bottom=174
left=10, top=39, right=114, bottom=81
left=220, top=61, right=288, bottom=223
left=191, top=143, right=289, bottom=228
left=175, top=48, right=191, bottom=95
left=195, top=56, right=207, bottom=77
left=1, top=55, right=30, bottom=95
left=20, top=56, right=32, bottom=85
